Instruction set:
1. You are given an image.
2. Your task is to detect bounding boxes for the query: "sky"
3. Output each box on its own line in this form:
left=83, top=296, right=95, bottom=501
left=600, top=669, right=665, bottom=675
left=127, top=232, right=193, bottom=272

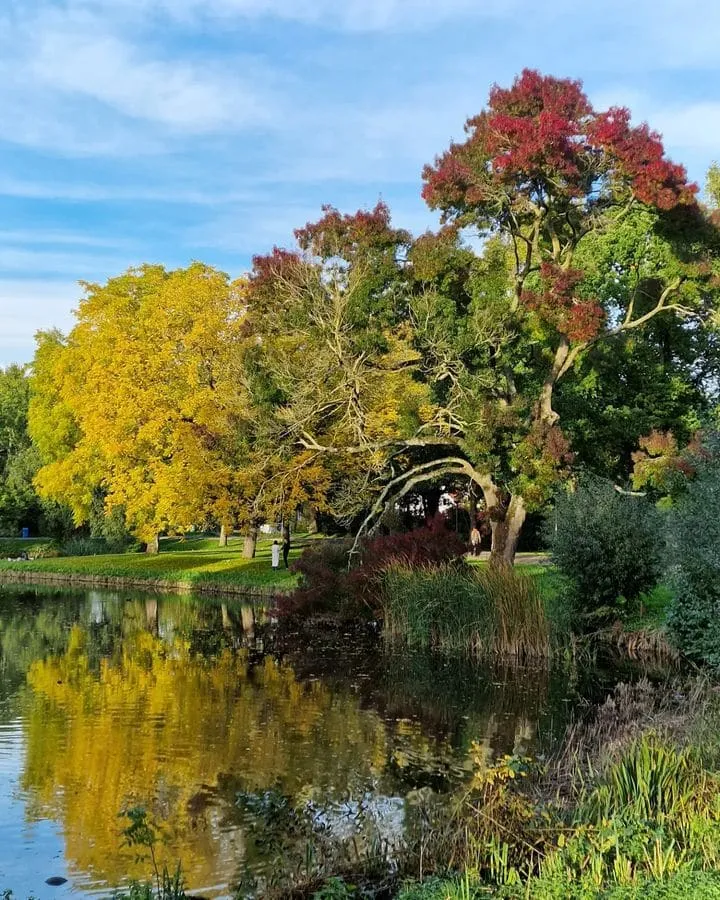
left=1, top=0, right=719, bottom=366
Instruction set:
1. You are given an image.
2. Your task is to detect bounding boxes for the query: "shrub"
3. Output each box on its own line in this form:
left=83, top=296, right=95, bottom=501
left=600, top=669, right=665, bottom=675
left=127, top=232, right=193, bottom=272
left=546, top=477, right=664, bottom=626
left=666, top=460, right=720, bottom=666
left=280, top=537, right=355, bottom=618
left=0, top=538, right=58, bottom=558
left=282, top=516, right=465, bottom=621
left=380, top=562, right=550, bottom=659
left=350, top=515, right=467, bottom=604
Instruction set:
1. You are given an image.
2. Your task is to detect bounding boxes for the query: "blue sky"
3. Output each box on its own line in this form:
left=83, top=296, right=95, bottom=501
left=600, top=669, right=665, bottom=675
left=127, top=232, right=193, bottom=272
left=1, top=0, right=719, bottom=366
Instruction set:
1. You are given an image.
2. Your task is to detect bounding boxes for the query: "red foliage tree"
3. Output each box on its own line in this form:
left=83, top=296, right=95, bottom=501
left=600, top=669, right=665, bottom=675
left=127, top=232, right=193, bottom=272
left=423, top=69, right=696, bottom=234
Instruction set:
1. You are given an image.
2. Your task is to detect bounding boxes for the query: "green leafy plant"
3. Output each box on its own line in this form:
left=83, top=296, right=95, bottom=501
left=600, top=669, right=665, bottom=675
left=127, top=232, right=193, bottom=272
left=120, top=807, right=186, bottom=900
left=666, top=452, right=720, bottom=666
left=546, top=476, right=664, bottom=625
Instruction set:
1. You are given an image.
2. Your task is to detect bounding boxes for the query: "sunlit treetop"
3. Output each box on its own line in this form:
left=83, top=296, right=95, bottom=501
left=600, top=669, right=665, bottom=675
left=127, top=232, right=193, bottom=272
left=422, top=68, right=697, bottom=234
left=294, top=201, right=411, bottom=262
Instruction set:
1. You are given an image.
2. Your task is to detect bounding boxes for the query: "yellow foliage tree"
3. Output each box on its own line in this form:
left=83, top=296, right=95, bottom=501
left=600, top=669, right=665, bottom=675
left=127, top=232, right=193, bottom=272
left=30, top=264, right=251, bottom=550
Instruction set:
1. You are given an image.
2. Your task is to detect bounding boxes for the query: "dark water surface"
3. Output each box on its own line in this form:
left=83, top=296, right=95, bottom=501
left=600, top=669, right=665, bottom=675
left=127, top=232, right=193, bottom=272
left=0, top=585, right=606, bottom=898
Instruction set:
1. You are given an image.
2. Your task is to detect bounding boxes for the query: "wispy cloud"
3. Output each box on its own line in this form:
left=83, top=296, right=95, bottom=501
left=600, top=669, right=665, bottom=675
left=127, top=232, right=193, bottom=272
left=53, top=0, right=518, bottom=31
left=0, top=247, right=137, bottom=277
left=30, top=28, right=273, bottom=134
left=1, top=0, right=718, bottom=366
left=0, top=176, right=262, bottom=205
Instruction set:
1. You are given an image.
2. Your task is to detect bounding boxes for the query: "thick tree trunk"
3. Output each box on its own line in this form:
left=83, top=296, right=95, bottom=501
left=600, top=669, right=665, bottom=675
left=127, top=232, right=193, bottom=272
left=145, top=534, right=160, bottom=554
left=488, top=496, right=527, bottom=567
left=242, top=530, right=257, bottom=559
left=219, top=523, right=229, bottom=547
left=307, top=507, right=319, bottom=534
left=423, top=487, right=442, bottom=521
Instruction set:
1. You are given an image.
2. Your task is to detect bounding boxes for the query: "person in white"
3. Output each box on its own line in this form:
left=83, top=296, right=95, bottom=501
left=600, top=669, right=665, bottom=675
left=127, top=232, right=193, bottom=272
left=271, top=540, right=280, bottom=569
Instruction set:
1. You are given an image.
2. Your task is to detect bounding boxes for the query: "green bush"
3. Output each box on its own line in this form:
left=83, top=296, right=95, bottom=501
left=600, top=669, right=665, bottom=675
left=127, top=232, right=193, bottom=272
left=0, top=537, right=58, bottom=558
left=546, top=477, right=664, bottom=625
left=666, top=461, right=720, bottom=666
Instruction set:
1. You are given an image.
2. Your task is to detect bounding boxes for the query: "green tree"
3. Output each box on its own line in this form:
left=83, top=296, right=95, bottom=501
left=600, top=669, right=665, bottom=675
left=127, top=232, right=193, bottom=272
left=0, top=364, right=64, bottom=535
left=246, top=73, right=719, bottom=565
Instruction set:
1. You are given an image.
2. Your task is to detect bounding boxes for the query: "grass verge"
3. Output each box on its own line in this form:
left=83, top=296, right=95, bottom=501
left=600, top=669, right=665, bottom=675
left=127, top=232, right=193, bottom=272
left=0, top=535, right=308, bottom=595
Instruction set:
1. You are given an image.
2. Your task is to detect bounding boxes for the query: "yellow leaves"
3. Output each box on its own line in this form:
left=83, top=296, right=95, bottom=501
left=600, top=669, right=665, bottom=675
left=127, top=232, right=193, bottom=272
left=20, top=613, right=392, bottom=890
left=29, top=264, right=253, bottom=540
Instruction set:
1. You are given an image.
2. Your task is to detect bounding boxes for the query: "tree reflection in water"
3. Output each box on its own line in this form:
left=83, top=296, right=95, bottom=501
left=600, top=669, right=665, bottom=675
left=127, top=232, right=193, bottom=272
left=0, top=586, right=580, bottom=897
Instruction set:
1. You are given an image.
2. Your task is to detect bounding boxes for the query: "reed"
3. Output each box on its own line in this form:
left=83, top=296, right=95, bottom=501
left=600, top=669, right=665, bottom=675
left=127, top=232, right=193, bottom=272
left=380, top=562, right=550, bottom=660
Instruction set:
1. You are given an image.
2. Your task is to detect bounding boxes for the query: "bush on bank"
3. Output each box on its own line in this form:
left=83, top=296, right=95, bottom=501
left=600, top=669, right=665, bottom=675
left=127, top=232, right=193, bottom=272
left=666, top=458, right=720, bottom=667
left=546, top=477, right=664, bottom=627
left=281, top=516, right=466, bottom=620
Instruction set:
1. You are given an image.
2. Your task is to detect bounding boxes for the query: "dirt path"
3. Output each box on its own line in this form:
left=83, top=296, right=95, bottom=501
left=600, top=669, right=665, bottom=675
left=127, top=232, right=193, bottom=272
left=467, top=551, right=551, bottom=566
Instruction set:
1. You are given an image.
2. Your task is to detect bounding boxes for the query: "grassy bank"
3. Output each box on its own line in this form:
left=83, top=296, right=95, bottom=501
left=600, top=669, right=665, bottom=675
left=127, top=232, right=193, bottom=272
left=0, top=535, right=307, bottom=595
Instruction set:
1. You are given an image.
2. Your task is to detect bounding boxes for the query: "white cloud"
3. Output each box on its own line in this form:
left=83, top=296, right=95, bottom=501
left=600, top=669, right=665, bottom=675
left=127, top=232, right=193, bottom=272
left=0, top=247, right=137, bottom=277
left=0, top=229, right=132, bottom=249
left=0, top=4, right=278, bottom=158
left=59, top=0, right=518, bottom=31
left=0, top=176, right=261, bottom=204
left=30, top=29, right=270, bottom=133
left=650, top=103, right=720, bottom=152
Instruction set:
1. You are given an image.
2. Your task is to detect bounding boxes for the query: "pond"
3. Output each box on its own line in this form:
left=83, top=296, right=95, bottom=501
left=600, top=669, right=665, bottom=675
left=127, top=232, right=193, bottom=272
left=0, top=585, right=620, bottom=898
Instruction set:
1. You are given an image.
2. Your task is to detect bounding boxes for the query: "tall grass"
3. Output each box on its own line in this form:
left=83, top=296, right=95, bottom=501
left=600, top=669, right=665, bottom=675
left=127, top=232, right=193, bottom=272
left=380, top=562, right=550, bottom=660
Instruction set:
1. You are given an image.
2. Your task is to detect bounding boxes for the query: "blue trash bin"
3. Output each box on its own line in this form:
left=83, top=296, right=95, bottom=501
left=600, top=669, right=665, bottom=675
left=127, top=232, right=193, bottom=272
left=21, top=527, right=29, bottom=538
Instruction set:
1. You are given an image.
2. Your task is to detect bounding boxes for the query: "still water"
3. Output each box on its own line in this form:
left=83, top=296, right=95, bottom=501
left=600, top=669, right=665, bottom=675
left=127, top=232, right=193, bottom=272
left=0, top=585, right=594, bottom=898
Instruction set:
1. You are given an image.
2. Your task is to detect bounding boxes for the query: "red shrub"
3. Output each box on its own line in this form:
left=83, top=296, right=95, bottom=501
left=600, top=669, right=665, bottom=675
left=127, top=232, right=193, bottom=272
left=280, top=515, right=466, bottom=621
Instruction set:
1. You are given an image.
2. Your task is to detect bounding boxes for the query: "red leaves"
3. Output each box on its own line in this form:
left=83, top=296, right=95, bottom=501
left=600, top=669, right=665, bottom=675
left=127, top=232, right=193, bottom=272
left=294, top=201, right=410, bottom=260
left=250, top=246, right=302, bottom=286
left=587, top=108, right=697, bottom=209
left=521, top=262, right=605, bottom=342
left=423, top=68, right=697, bottom=217
left=565, top=303, right=606, bottom=342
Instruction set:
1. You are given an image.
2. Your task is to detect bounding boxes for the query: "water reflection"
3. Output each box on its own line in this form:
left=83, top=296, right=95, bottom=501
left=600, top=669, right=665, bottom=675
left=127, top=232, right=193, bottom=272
left=0, top=586, right=578, bottom=898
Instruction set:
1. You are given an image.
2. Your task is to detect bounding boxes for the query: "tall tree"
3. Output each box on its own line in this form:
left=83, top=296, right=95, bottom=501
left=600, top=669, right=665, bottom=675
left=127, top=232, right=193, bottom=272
left=30, top=265, right=251, bottom=550
left=248, top=72, right=719, bottom=564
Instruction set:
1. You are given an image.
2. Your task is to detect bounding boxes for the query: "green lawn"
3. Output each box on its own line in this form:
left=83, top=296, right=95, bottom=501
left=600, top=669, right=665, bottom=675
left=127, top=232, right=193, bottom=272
left=0, top=534, right=315, bottom=593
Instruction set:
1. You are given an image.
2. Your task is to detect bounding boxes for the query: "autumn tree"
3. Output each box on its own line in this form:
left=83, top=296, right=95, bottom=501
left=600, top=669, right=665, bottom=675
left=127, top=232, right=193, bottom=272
left=243, top=203, right=435, bottom=533
left=415, top=69, right=720, bottom=561
left=248, top=72, right=719, bottom=565
left=30, top=265, right=251, bottom=551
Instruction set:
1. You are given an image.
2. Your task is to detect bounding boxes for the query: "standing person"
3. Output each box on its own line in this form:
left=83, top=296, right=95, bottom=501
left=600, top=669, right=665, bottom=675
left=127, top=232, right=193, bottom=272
left=271, top=539, right=280, bottom=570
left=470, top=524, right=482, bottom=557
left=282, top=532, right=291, bottom=568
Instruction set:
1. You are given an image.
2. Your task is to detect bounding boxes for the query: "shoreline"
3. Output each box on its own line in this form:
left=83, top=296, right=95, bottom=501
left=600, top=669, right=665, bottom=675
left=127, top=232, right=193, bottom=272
left=0, top=568, right=293, bottom=599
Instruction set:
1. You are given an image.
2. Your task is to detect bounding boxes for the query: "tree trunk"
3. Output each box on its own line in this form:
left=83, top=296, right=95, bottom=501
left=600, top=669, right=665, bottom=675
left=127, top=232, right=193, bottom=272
left=307, top=506, right=319, bottom=534
left=219, top=523, right=229, bottom=547
left=145, top=534, right=160, bottom=554
left=242, top=529, right=257, bottom=559
left=145, top=598, right=158, bottom=635
left=423, top=487, right=442, bottom=521
left=489, top=496, right=527, bottom=567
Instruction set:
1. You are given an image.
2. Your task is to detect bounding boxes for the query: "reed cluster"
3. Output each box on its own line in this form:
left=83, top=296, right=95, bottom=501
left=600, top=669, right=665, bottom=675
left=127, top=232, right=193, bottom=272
left=379, top=562, right=550, bottom=660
